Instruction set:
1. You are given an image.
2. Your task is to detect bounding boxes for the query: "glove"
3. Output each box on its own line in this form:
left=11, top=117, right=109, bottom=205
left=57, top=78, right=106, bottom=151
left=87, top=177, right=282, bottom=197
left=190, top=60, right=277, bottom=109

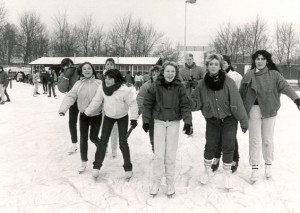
left=64, top=67, right=75, bottom=78
left=130, top=120, right=138, bottom=128
left=242, top=128, right=248, bottom=133
left=183, top=123, right=193, bottom=135
left=142, top=123, right=150, bottom=133
left=59, top=112, right=65, bottom=116
left=294, top=98, right=300, bottom=110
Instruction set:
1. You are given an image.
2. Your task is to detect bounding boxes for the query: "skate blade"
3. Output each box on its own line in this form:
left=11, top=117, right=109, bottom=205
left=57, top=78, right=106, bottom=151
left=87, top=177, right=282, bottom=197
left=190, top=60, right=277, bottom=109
left=167, top=193, right=175, bottom=198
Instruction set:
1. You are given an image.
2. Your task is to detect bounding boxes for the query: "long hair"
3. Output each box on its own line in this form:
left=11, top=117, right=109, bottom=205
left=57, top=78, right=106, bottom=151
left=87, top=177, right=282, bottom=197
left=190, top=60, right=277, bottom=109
left=149, top=65, right=161, bottom=82
left=77, top=62, right=97, bottom=77
left=251, top=50, right=279, bottom=71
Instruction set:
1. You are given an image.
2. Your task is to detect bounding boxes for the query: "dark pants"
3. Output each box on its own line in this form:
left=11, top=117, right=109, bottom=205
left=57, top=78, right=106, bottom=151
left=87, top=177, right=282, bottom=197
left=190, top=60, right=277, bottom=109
left=48, top=83, right=56, bottom=97
left=42, top=78, right=47, bottom=92
left=149, top=117, right=154, bottom=152
left=69, top=102, right=79, bottom=143
left=93, top=115, right=132, bottom=171
left=214, top=137, right=239, bottom=162
left=4, top=87, right=9, bottom=101
left=79, top=113, right=102, bottom=161
left=204, top=116, right=238, bottom=164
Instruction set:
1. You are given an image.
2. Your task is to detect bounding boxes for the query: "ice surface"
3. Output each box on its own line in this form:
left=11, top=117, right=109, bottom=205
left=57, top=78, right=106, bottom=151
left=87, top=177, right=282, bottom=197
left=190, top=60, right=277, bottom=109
left=1, top=81, right=300, bottom=212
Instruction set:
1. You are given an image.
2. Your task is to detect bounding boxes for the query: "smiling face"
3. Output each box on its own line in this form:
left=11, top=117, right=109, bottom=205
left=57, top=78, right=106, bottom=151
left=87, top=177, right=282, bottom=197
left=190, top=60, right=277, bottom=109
left=105, top=61, right=115, bottom=70
left=105, top=76, right=115, bottom=87
left=163, top=65, right=176, bottom=82
left=222, top=61, right=229, bottom=71
left=82, top=64, right=93, bottom=78
left=207, top=59, right=221, bottom=75
left=255, top=54, right=267, bottom=70
left=186, top=55, right=194, bottom=66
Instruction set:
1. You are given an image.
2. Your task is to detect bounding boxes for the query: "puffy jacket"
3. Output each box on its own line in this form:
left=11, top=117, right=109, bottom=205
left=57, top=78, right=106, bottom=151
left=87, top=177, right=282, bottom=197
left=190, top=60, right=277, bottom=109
left=58, top=66, right=79, bottom=93
left=240, top=67, right=299, bottom=118
left=136, top=80, right=153, bottom=114
left=85, top=84, right=139, bottom=120
left=179, top=62, right=204, bottom=82
left=59, top=76, right=102, bottom=116
left=142, top=75, right=192, bottom=124
left=0, top=71, right=8, bottom=85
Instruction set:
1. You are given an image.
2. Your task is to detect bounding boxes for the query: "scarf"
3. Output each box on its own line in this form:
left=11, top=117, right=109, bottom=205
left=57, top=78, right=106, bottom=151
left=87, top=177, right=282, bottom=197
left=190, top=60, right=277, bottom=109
left=204, top=70, right=226, bottom=91
left=102, top=81, right=122, bottom=96
left=185, top=62, right=195, bottom=69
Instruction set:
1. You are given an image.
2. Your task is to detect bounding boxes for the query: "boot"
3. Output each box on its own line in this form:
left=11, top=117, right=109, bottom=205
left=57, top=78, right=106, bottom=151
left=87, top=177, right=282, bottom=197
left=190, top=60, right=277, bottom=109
left=112, top=149, right=117, bottom=158
left=92, top=169, right=100, bottom=178
left=231, top=161, right=239, bottom=173
left=200, top=159, right=213, bottom=185
left=125, top=171, right=133, bottom=179
left=211, top=158, right=220, bottom=172
left=150, top=181, right=160, bottom=195
left=223, top=163, right=232, bottom=189
left=265, top=164, right=272, bottom=179
left=250, top=166, right=259, bottom=182
left=166, top=183, right=175, bottom=196
left=78, top=161, right=87, bottom=173
left=68, top=143, right=78, bottom=154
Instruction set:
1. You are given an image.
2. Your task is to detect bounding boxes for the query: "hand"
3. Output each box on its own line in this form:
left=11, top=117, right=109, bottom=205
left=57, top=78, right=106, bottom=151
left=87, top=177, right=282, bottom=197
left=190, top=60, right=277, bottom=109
left=183, top=123, right=193, bottom=135
left=59, top=112, right=65, bottom=116
left=294, top=98, right=300, bottom=110
left=142, top=123, right=150, bottom=133
left=242, top=128, right=248, bottom=133
left=130, top=120, right=138, bottom=128
left=64, top=67, right=75, bottom=78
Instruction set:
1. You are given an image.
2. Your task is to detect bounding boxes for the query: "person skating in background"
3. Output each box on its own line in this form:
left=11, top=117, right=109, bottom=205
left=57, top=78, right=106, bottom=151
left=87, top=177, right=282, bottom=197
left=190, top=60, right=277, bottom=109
left=190, top=54, right=248, bottom=189
left=59, top=62, right=102, bottom=173
left=211, top=55, right=243, bottom=173
left=134, top=72, right=143, bottom=91
left=32, top=70, right=40, bottom=97
left=84, top=69, right=138, bottom=180
left=102, top=58, right=119, bottom=158
left=0, top=66, right=8, bottom=104
left=124, top=71, right=134, bottom=87
left=143, top=61, right=192, bottom=197
left=58, top=58, right=80, bottom=154
left=40, top=66, right=48, bottom=94
left=136, top=65, right=161, bottom=153
left=239, top=50, right=300, bottom=183
left=47, top=66, right=57, bottom=98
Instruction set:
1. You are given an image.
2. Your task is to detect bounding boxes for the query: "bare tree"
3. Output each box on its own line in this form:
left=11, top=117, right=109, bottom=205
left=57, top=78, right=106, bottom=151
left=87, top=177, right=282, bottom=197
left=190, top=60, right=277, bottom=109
left=77, top=15, right=93, bottom=56
left=0, top=0, right=6, bottom=27
left=140, top=24, right=163, bottom=56
left=90, top=26, right=105, bottom=56
left=152, top=38, right=180, bottom=62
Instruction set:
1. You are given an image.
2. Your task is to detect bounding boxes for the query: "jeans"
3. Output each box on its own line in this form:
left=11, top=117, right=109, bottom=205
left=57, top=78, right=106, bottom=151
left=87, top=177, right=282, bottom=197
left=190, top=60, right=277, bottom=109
left=152, top=119, right=180, bottom=184
left=214, top=137, right=239, bottom=162
left=69, top=102, right=79, bottom=143
left=149, top=118, right=154, bottom=152
left=42, top=78, right=47, bottom=92
left=48, top=83, right=56, bottom=97
left=248, top=105, right=276, bottom=166
left=204, top=116, right=238, bottom=164
left=93, top=115, right=132, bottom=171
left=79, top=113, right=102, bottom=161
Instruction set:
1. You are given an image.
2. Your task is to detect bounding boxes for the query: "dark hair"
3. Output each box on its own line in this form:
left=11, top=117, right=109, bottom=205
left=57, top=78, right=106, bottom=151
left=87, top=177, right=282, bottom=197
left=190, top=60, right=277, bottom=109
left=61, top=58, right=74, bottom=68
left=222, top=55, right=235, bottom=72
left=0, top=66, right=3, bottom=71
left=105, top=58, right=115, bottom=65
left=149, top=65, right=161, bottom=82
left=251, top=50, right=279, bottom=71
left=104, top=69, right=125, bottom=84
left=77, top=62, right=97, bottom=77
left=162, top=61, right=179, bottom=73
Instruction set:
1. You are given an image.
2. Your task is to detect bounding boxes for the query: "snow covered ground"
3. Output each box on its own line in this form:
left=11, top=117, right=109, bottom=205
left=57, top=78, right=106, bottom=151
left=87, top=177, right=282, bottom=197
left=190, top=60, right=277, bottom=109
left=1, top=81, right=300, bottom=213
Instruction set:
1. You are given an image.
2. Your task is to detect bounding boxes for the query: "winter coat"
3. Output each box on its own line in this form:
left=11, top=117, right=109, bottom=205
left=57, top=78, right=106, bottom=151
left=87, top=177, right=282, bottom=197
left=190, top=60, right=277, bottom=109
left=40, top=70, right=47, bottom=80
left=239, top=67, right=299, bottom=118
left=191, top=76, right=248, bottom=129
left=32, top=73, right=40, bottom=83
left=59, top=76, right=102, bottom=117
left=125, top=73, right=134, bottom=84
left=47, top=72, right=56, bottom=84
left=0, top=71, right=8, bottom=85
left=179, top=62, right=205, bottom=83
left=136, top=80, right=153, bottom=114
left=85, top=84, right=139, bottom=120
left=142, top=75, right=192, bottom=125
left=58, top=66, right=79, bottom=93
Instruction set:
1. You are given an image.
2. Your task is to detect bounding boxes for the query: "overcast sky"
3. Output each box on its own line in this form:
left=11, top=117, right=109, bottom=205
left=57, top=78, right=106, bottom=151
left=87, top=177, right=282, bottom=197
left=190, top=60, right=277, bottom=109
left=4, top=0, right=300, bottom=46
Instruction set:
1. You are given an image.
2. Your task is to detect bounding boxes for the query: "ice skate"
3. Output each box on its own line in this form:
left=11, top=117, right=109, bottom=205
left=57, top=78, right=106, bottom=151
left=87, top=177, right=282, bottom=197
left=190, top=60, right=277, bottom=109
left=200, top=165, right=212, bottom=185
left=68, top=143, right=78, bottom=154
left=223, top=163, right=232, bottom=189
left=250, top=168, right=259, bottom=183
left=125, top=171, right=133, bottom=181
left=92, top=169, right=100, bottom=179
left=78, top=161, right=87, bottom=173
left=149, top=182, right=160, bottom=197
left=211, top=158, right=220, bottom=172
left=166, top=183, right=175, bottom=198
left=231, top=161, right=239, bottom=173
left=265, top=164, right=272, bottom=179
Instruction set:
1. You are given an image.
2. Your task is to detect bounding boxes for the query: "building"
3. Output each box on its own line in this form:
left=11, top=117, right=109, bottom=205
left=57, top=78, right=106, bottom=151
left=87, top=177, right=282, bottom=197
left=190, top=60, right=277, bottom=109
left=29, top=57, right=161, bottom=76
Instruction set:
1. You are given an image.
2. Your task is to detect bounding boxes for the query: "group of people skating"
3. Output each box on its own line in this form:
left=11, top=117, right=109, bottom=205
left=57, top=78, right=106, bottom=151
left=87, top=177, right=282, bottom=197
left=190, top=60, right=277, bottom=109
left=57, top=50, right=300, bottom=197
left=32, top=66, right=57, bottom=97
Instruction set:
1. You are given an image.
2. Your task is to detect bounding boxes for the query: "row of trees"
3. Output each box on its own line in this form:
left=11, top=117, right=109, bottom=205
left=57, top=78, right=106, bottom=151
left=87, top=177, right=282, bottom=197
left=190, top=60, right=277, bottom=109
left=210, top=16, right=300, bottom=64
left=0, top=1, right=181, bottom=65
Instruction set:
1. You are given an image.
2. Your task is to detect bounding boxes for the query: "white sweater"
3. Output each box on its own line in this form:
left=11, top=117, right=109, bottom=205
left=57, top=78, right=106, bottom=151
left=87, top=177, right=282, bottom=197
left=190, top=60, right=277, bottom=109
left=227, top=70, right=242, bottom=89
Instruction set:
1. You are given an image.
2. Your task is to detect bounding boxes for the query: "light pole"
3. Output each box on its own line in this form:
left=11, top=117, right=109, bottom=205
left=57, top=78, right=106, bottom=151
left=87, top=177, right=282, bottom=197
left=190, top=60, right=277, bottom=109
left=184, top=0, right=196, bottom=59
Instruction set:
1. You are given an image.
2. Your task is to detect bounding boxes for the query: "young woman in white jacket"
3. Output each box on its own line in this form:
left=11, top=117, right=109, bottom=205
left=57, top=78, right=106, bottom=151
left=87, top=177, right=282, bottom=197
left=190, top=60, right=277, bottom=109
left=59, top=62, right=102, bottom=173
left=85, top=69, right=139, bottom=179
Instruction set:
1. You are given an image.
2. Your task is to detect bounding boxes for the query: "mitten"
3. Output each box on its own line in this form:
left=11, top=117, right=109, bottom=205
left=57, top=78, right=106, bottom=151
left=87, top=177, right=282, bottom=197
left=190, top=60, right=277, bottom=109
left=142, top=123, right=150, bottom=133
left=130, top=120, right=138, bottom=128
left=183, top=123, right=193, bottom=135
left=294, top=98, right=300, bottom=110
left=59, top=112, right=65, bottom=116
